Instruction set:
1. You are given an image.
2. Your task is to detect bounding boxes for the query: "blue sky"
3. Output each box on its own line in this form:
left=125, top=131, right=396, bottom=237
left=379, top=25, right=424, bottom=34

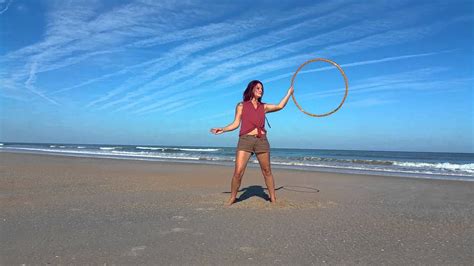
left=0, top=0, right=472, bottom=153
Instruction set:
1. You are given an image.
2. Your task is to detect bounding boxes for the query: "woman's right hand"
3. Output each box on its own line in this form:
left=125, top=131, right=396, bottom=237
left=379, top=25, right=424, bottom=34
left=210, top=128, right=224, bottom=134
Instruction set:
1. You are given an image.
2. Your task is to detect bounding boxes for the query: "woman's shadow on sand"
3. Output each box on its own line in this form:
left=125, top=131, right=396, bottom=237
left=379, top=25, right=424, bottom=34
left=223, top=185, right=319, bottom=203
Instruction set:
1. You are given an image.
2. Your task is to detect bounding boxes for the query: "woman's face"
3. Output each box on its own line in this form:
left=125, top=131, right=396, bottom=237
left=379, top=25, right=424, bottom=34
left=253, top=83, right=263, bottom=99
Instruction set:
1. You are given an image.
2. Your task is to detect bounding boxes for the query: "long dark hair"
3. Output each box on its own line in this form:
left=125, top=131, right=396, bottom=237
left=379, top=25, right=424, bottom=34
left=243, top=80, right=264, bottom=102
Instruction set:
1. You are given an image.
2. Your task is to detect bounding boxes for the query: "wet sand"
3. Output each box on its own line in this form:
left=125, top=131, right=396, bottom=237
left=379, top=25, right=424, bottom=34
left=1, top=152, right=473, bottom=264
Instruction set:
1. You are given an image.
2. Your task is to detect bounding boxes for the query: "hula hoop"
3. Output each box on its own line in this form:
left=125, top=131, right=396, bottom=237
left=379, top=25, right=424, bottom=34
left=290, top=58, right=349, bottom=117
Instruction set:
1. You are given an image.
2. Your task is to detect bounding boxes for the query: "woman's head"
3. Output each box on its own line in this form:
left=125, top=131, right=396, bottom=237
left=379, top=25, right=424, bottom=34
left=243, top=80, right=264, bottom=102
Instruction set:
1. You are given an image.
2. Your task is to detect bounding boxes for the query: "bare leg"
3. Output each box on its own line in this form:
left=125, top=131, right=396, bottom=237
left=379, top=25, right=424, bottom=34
left=227, top=150, right=252, bottom=206
left=256, top=152, right=276, bottom=203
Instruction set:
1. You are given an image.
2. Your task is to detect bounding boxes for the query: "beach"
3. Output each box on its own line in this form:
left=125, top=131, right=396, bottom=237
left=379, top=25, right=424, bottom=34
left=1, top=152, right=473, bottom=264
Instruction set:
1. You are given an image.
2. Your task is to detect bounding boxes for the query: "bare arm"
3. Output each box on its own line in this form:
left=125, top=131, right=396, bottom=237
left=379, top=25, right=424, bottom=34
left=265, top=86, right=294, bottom=113
left=210, top=103, right=243, bottom=134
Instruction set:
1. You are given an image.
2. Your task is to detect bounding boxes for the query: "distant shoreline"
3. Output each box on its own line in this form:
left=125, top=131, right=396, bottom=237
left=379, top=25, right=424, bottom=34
left=1, top=141, right=472, bottom=154
left=2, top=149, right=473, bottom=182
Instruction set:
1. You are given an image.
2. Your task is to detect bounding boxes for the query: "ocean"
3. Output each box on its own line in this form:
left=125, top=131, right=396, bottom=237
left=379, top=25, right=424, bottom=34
left=1, top=142, right=473, bottom=181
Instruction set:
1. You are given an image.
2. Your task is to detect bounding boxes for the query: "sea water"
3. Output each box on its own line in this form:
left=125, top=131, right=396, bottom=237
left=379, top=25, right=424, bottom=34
left=1, top=142, right=473, bottom=181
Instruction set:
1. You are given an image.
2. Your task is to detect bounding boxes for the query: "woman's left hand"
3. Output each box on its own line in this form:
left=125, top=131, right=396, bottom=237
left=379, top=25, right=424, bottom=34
left=288, top=85, right=294, bottom=95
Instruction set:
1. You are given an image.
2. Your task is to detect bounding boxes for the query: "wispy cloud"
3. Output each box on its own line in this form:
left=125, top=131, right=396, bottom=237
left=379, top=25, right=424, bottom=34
left=1, top=0, right=242, bottom=102
left=24, top=61, right=59, bottom=105
left=1, top=0, right=472, bottom=116
left=0, top=0, right=12, bottom=15
left=211, top=17, right=463, bottom=90
left=347, top=97, right=398, bottom=108
left=115, top=4, right=468, bottom=115
left=298, top=67, right=472, bottom=100
left=263, top=50, right=456, bottom=83
left=91, top=1, right=425, bottom=114
left=84, top=0, right=355, bottom=111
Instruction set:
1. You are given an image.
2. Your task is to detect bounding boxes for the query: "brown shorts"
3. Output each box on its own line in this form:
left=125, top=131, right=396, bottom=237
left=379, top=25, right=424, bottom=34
left=237, top=134, right=270, bottom=154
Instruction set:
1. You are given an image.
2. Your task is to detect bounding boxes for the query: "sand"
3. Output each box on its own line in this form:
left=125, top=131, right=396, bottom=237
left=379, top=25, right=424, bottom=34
left=1, top=152, right=473, bottom=264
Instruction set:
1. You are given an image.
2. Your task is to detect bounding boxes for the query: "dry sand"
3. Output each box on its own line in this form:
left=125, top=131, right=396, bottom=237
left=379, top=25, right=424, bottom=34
left=1, top=152, right=473, bottom=264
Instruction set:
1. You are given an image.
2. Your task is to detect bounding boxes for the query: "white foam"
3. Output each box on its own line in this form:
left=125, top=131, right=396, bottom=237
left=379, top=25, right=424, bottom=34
left=111, top=150, right=200, bottom=160
left=99, top=147, right=117, bottom=150
left=136, top=146, right=164, bottom=150
left=2, top=147, right=201, bottom=161
left=270, top=161, right=474, bottom=177
left=178, top=148, right=220, bottom=152
left=394, top=162, right=474, bottom=173
left=136, top=146, right=219, bottom=152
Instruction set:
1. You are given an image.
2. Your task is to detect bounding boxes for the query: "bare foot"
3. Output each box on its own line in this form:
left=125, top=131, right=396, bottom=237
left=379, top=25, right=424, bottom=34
left=226, top=197, right=237, bottom=206
left=270, top=197, right=277, bottom=203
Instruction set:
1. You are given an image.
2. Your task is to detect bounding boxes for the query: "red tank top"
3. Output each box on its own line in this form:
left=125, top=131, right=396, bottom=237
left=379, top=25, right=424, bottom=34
left=239, top=100, right=267, bottom=138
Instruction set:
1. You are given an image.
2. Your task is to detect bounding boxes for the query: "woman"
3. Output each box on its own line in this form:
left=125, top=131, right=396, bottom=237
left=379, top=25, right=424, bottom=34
left=210, top=80, right=294, bottom=205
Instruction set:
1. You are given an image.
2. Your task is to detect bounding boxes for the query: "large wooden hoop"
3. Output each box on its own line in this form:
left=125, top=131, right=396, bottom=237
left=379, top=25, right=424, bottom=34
left=290, top=58, right=349, bottom=117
